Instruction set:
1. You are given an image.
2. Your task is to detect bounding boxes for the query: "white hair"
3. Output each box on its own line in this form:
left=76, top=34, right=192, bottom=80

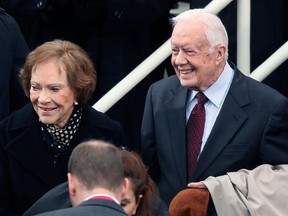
left=171, top=9, right=229, bottom=59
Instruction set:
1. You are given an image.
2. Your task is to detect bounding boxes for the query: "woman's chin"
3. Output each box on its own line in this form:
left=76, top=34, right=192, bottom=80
left=39, top=117, right=55, bottom=125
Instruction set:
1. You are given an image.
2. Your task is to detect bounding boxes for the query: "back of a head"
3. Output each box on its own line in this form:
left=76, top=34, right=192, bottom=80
left=68, top=140, right=124, bottom=193
left=172, top=8, right=229, bottom=59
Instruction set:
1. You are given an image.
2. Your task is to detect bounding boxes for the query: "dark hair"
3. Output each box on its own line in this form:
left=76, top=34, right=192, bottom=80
left=68, top=140, right=124, bottom=193
left=120, top=149, right=159, bottom=216
left=20, top=39, right=96, bottom=103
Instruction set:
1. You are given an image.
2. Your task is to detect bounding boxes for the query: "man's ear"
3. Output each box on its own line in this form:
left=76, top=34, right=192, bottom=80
left=120, top=177, right=129, bottom=201
left=68, top=172, right=76, bottom=197
left=215, top=45, right=227, bottom=65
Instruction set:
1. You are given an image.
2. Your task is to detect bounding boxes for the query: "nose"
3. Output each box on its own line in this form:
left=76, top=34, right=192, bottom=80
left=38, top=90, right=51, bottom=104
left=174, top=50, right=188, bottom=66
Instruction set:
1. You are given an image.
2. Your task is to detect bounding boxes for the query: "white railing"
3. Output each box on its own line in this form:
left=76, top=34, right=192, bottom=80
left=92, top=39, right=172, bottom=113
left=93, top=0, right=288, bottom=112
left=237, top=0, right=251, bottom=75
left=250, top=41, right=288, bottom=81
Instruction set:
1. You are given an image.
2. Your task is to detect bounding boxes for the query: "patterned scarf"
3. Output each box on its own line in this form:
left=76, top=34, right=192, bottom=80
left=40, top=106, right=82, bottom=163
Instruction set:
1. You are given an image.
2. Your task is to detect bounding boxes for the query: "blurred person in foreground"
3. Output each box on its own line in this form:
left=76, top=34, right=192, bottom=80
left=0, top=39, right=126, bottom=215
left=0, top=7, right=29, bottom=121
left=169, top=164, right=288, bottom=216
left=24, top=147, right=169, bottom=216
left=141, top=8, right=288, bottom=211
left=34, top=139, right=128, bottom=216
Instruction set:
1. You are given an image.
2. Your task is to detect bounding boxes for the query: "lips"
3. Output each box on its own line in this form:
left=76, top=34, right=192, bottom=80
left=39, top=106, right=57, bottom=111
left=179, top=68, right=196, bottom=75
left=180, top=69, right=192, bottom=74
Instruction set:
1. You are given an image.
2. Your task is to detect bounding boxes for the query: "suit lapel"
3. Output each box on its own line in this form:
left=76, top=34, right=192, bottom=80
left=165, top=83, right=189, bottom=184
left=192, top=67, right=250, bottom=180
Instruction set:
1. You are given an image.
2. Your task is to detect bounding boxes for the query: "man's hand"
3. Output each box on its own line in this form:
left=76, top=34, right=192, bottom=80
left=187, top=181, right=207, bottom=189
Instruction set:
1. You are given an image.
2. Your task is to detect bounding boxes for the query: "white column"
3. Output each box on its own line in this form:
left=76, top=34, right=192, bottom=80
left=237, top=0, right=251, bottom=75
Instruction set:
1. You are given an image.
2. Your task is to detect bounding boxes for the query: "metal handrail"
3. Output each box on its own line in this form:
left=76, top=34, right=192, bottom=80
left=250, top=41, right=288, bottom=81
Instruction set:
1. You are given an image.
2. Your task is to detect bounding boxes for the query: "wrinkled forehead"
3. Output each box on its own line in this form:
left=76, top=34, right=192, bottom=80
left=172, top=19, right=207, bottom=37
left=171, top=21, right=209, bottom=47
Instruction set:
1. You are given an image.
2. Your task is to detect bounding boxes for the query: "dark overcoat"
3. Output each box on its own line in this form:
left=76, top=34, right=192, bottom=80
left=0, top=103, right=126, bottom=215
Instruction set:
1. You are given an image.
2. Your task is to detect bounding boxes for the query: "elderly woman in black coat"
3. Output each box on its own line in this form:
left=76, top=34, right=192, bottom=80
left=0, top=39, right=126, bottom=216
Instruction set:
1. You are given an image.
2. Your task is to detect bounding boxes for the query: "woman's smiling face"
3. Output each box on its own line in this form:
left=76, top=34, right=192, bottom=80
left=30, top=60, right=75, bottom=128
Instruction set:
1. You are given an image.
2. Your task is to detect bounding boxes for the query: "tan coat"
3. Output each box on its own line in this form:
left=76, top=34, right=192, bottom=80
left=204, top=164, right=288, bottom=216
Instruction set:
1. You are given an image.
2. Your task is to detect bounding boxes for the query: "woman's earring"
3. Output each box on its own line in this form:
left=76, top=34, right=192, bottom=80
left=74, top=101, right=78, bottom=106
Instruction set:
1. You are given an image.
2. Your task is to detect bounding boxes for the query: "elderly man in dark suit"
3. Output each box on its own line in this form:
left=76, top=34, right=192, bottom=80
left=34, top=140, right=128, bottom=216
left=141, top=8, right=288, bottom=210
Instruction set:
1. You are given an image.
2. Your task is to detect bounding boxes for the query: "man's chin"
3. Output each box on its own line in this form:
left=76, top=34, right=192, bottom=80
left=180, top=79, right=196, bottom=89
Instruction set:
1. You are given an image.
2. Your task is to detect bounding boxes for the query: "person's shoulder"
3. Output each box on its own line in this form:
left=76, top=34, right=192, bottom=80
left=0, top=7, right=14, bottom=23
left=151, top=194, right=170, bottom=216
left=34, top=200, right=127, bottom=216
left=35, top=199, right=126, bottom=216
left=23, top=182, right=70, bottom=216
left=231, top=62, right=288, bottom=102
left=82, top=104, right=116, bottom=122
left=243, top=73, right=287, bottom=101
left=0, top=7, right=9, bottom=23
left=148, top=75, right=185, bottom=98
left=80, top=199, right=127, bottom=216
left=148, top=75, right=182, bottom=94
left=152, top=75, right=179, bottom=87
left=32, top=207, right=72, bottom=216
left=0, top=7, right=22, bottom=35
left=0, top=104, right=35, bottom=129
left=81, top=104, right=122, bottom=129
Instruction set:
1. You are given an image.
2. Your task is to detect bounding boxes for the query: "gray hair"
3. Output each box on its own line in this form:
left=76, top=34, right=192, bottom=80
left=68, top=140, right=124, bottom=193
left=171, top=9, right=229, bottom=59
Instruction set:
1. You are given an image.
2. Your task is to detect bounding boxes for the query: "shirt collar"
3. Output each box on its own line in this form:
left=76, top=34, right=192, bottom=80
left=189, top=62, right=234, bottom=108
left=85, top=193, right=120, bottom=204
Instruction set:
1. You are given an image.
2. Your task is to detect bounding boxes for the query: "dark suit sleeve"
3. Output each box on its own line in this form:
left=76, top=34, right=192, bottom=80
left=151, top=195, right=170, bottom=216
left=23, top=182, right=71, bottom=216
left=141, top=85, right=160, bottom=181
left=260, top=97, right=288, bottom=164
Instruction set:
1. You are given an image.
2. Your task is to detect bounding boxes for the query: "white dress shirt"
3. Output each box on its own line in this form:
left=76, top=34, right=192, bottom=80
left=186, top=62, right=234, bottom=155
